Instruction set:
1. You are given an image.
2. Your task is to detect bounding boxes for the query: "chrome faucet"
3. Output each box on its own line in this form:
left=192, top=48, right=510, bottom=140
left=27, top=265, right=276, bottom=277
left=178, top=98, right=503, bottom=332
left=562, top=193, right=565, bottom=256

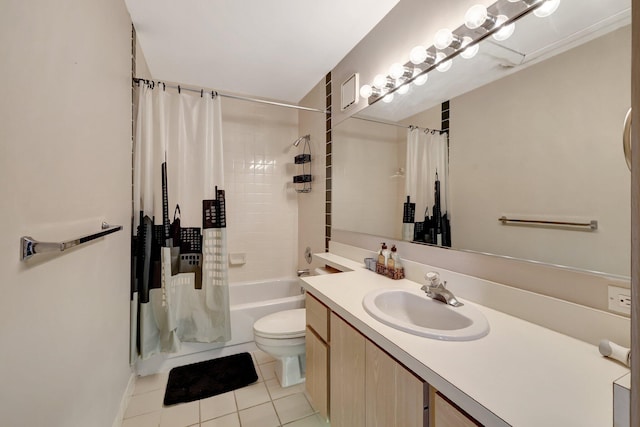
left=421, top=271, right=463, bottom=307
left=297, top=269, right=310, bottom=277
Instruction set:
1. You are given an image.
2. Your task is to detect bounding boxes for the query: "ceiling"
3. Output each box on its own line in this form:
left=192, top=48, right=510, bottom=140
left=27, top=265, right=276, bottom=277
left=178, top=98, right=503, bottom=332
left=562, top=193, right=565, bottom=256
left=125, top=0, right=400, bottom=103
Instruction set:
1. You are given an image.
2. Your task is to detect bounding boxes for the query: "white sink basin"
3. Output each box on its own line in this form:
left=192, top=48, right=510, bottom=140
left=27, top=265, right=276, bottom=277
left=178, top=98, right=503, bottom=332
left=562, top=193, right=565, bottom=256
left=362, top=288, right=490, bottom=341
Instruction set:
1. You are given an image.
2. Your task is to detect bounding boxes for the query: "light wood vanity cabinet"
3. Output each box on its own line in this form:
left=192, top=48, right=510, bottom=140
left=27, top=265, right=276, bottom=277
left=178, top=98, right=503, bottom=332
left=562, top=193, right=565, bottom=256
left=330, top=311, right=427, bottom=427
left=365, top=340, right=427, bottom=427
left=432, top=390, right=482, bottom=427
left=305, top=294, right=329, bottom=420
left=330, top=311, right=367, bottom=427
left=306, top=292, right=475, bottom=427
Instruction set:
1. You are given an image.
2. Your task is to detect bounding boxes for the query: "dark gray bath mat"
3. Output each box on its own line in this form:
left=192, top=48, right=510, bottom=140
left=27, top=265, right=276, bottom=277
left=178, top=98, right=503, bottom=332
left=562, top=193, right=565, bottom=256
left=163, top=352, right=258, bottom=406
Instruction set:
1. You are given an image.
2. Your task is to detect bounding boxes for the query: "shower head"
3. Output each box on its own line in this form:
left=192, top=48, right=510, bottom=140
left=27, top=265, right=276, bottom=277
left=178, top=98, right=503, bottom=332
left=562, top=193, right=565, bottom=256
left=293, top=135, right=310, bottom=147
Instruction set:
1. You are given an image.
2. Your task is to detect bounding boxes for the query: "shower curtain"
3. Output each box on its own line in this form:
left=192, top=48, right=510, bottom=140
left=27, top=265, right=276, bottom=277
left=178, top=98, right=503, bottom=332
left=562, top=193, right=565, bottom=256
left=405, top=127, right=451, bottom=246
left=131, top=82, right=231, bottom=362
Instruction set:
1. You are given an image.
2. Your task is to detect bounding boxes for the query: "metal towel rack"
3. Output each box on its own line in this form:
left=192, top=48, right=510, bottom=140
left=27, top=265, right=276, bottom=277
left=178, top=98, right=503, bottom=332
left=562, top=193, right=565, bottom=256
left=21, top=222, right=122, bottom=261
left=498, top=216, right=598, bottom=231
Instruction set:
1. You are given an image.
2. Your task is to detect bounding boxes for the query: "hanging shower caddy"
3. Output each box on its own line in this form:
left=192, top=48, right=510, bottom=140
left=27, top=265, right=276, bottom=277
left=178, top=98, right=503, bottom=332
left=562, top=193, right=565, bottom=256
left=293, top=135, right=312, bottom=193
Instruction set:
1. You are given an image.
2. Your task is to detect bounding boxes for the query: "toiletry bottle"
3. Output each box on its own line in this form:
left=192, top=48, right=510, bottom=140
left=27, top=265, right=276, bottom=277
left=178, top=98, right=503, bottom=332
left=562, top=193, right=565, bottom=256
left=392, top=248, right=404, bottom=279
left=387, top=245, right=397, bottom=270
left=377, top=242, right=387, bottom=265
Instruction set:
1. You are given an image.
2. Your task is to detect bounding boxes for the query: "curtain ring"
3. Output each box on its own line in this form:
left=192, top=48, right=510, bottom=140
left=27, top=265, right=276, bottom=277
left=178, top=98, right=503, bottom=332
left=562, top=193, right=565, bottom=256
left=162, top=82, right=166, bottom=91
left=201, top=89, right=203, bottom=98
left=178, top=85, right=181, bottom=94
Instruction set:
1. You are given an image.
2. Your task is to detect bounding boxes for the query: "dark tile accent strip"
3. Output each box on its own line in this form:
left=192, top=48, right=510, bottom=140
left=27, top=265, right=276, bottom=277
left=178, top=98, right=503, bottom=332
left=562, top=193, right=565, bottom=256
left=325, top=72, right=332, bottom=252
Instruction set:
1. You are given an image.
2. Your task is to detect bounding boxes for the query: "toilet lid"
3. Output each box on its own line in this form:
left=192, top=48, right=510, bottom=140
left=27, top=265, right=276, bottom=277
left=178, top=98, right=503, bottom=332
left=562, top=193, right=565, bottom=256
left=254, top=308, right=306, bottom=339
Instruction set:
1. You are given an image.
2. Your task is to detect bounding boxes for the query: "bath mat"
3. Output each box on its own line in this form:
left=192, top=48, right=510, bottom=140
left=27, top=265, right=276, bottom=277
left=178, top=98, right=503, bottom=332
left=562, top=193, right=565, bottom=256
left=163, top=352, right=258, bottom=406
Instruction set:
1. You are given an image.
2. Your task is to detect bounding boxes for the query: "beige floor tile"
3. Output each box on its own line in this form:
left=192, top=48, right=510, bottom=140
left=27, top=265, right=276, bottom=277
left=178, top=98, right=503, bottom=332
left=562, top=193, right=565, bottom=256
left=258, top=361, right=276, bottom=381
left=122, top=410, right=161, bottom=427
left=200, top=391, right=237, bottom=422
left=234, top=381, right=271, bottom=410
left=160, top=401, right=199, bottom=427
left=253, top=349, right=275, bottom=365
left=282, top=413, right=330, bottom=427
left=200, top=412, right=241, bottom=427
left=238, top=402, right=280, bottom=427
left=265, top=378, right=306, bottom=400
left=134, top=373, right=169, bottom=395
left=273, top=393, right=314, bottom=424
left=125, top=389, right=165, bottom=418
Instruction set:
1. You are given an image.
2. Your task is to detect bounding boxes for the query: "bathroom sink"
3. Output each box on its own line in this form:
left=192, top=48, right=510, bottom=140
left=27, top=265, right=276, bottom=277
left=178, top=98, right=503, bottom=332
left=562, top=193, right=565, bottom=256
left=362, top=288, right=489, bottom=341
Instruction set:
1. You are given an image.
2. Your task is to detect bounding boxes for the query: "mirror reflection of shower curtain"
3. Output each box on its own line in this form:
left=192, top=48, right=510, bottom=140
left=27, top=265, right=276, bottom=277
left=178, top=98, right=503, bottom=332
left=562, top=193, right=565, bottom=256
left=131, top=83, right=231, bottom=362
left=405, top=127, right=450, bottom=246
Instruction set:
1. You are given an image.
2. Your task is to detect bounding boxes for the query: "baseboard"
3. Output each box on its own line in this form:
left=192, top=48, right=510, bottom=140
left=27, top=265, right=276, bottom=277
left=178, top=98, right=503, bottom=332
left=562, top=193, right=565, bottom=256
left=112, top=373, right=136, bottom=427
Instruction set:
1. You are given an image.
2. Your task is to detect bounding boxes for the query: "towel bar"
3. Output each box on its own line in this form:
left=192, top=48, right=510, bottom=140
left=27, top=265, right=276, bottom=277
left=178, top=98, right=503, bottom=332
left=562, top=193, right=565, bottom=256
left=498, top=216, right=598, bottom=231
left=21, top=222, right=122, bottom=261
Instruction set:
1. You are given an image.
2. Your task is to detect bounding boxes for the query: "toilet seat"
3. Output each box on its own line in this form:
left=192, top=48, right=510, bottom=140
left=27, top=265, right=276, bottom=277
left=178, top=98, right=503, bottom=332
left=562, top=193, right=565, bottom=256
left=253, top=308, right=305, bottom=339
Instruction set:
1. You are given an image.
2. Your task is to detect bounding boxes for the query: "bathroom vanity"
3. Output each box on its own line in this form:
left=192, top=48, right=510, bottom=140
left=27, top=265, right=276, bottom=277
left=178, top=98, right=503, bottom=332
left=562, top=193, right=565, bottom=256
left=301, top=252, right=630, bottom=426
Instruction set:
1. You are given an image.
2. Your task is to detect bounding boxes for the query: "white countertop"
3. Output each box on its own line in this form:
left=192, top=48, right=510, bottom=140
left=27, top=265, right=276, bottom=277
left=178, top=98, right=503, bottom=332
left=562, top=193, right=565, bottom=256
left=302, top=254, right=629, bottom=427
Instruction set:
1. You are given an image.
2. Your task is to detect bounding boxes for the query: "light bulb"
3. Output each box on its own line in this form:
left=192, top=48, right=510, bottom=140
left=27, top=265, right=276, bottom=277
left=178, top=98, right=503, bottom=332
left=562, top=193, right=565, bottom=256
left=382, top=93, right=394, bottom=103
left=414, top=73, right=428, bottom=86
left=435, top=52, right=452, bottom=72
left=534, top=0, right=560, bottom=17
left=410, top=46, right=428, bottom=65
left=389, top=63, right=408, bottom=79
left=434, top=29, right=454, bottom=50
left=359, top=84, right=373, bottom=99
left=460, top=36, right=479, bottom=59
left=492, top=15, right=515, bottom=41
left=465, top=5, right=488, bottom=29
left=397, top=83, right=409, bottom=95
left=373, top=74, right=387, bottom=89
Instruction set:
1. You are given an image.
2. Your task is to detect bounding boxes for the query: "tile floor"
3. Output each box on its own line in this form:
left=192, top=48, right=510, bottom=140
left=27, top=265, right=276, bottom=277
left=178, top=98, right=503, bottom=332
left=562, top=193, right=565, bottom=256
left=122, top=350, right=330, bottom=427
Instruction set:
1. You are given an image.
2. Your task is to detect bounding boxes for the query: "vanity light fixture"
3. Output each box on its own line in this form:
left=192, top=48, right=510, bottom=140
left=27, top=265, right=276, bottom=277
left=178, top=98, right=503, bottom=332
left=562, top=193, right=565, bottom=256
left=435, top=52, right=453, bottom=72
left=492, top=15, right=516, bottom=41
left=359, top=0, right=561, bottom=105
left=464, top=5, right=496, bottom=30
left=390, top=63, right=414, bottom=79
left=413, top=68, right=429, bottom=86
left=434, top=28, right=464, bottom=50
left=459, top=36, right=479, bottom=59
left=533, top=0, right=560, bottom=17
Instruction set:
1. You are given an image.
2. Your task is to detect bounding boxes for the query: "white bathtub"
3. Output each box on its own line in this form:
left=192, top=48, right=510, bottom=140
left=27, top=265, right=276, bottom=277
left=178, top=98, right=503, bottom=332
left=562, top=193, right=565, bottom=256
left=227, top=278, right=306, bottom=345
left=136, top=277, right=305, bottom=375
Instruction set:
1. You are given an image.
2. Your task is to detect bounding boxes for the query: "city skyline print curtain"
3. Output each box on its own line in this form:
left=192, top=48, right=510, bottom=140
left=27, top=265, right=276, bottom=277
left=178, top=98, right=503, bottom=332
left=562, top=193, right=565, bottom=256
left=131, top=82, right=231, bottom=362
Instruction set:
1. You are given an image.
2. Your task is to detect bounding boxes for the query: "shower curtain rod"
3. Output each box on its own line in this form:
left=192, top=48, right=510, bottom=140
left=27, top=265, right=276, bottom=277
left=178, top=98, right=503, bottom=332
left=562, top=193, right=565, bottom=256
left=352, top=115, right=445, bottom=134
left=133, top=77, right=328, bottom=114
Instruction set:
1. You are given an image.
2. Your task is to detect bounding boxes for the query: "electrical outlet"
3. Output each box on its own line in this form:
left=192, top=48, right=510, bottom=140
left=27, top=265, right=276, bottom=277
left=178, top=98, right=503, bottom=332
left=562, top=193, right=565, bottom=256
left=608, top=285, right=631, bottom=315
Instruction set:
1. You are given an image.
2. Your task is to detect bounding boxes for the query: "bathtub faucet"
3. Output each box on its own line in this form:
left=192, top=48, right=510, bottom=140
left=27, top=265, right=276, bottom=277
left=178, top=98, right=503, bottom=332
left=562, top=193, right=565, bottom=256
left=297, top=269, right=310, bottom=277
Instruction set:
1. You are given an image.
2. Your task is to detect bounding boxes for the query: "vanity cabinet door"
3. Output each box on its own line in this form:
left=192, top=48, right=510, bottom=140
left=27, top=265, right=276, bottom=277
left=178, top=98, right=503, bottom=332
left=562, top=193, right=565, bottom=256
left=433, top=391, right=481, bottom=427
left=366, top=341, right=425, bottom=427
left=330, top=313, right=366, bottom=427
left=305, top=327, right=328, bottom=420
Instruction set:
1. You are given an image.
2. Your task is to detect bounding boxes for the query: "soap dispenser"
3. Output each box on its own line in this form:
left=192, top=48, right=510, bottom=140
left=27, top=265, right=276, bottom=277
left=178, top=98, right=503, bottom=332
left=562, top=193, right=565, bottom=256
left=376, top=242, right=388, bottom=274
left=389, top=245, right=404, bottom=280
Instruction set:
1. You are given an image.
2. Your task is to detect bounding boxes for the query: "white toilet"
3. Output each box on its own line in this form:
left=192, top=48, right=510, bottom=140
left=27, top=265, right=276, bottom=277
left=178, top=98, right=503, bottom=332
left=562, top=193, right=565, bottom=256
left=253, top=308, right=306, bottom=387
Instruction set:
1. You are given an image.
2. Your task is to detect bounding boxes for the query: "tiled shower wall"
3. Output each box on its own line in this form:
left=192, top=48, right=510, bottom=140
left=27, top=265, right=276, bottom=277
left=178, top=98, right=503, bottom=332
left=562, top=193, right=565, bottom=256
left=221, top=97, right=300, bottom=283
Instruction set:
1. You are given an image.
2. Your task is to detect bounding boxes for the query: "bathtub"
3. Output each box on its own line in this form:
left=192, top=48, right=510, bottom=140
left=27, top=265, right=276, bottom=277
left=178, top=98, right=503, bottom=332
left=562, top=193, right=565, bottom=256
left=227, top=278, right=306, bottom=345
left=137, top=277, right=305, bottom=375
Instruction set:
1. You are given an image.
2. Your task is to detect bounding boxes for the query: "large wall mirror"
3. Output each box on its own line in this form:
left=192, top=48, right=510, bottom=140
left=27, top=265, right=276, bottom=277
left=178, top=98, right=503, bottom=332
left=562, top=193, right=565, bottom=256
left=333, top=0, right=631, bottom=278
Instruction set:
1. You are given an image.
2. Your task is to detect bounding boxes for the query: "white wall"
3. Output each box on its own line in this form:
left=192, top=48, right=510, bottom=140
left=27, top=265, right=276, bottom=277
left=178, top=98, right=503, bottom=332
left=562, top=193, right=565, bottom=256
left=221, top=98, right=299, bottom=282
left=298, top=79, right=328, bottom=271
left=0, top=1, right=133, bottom=426
left=451, top=26, right=631, bottom=276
